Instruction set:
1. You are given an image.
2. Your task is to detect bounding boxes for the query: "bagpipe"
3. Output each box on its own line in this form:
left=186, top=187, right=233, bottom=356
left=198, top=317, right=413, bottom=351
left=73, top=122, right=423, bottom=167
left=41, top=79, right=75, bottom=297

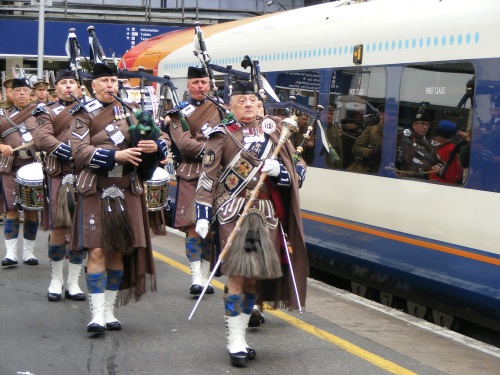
left=195, top=51, right=339, bottom=165
left=66, top=26, right=165, bottom=181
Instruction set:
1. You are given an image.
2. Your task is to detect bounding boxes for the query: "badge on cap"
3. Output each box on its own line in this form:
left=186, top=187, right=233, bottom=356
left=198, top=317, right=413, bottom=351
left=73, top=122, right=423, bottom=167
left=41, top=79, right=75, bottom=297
left=261, top=118, right=276, bottom=134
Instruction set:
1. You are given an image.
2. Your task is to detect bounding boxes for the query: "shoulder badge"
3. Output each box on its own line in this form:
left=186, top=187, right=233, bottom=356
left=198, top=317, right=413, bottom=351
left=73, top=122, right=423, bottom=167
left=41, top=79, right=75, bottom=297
left=84, top=99, right=103, bottom=114
left=208, top=125, right=226, bottom=137
left=69, top=102, right=85, bottom=115
left=32, top=103, right=49, bottom=116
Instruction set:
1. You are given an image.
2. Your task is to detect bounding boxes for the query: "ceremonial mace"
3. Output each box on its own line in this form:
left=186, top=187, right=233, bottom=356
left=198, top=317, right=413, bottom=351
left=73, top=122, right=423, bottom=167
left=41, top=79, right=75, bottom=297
left=188, top=117, right=299, bottom=320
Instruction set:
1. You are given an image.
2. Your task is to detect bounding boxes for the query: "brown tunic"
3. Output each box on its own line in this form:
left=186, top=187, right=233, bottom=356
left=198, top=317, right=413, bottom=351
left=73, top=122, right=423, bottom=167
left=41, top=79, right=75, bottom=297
left=396, top=130, right=442, bottom=179
left=0, top=104, right=38, bottom=211
left=68, top=99, right=156, bottom=305
left=196, top=116, right=308, bottom=310
left=169, top=99, right=222, bottom=228
left=33, top=100, right=76, bottom=229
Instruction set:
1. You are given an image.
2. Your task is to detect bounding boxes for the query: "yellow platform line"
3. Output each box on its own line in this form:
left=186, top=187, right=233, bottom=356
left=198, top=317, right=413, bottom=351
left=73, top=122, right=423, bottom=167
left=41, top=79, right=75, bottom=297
left=153, top=251, right=417, bottom=375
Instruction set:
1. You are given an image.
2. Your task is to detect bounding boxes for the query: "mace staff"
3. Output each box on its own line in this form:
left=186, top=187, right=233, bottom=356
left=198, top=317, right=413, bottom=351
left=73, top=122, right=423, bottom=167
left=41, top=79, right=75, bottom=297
left=188, top=117, right=299, bottom=320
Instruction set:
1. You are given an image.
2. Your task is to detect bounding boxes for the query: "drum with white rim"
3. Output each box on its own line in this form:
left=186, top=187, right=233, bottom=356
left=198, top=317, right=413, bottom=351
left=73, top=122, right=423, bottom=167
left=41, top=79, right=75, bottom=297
left=146, top=167, right=170, bottom=212
left=15, top=162, right=44, bottom=211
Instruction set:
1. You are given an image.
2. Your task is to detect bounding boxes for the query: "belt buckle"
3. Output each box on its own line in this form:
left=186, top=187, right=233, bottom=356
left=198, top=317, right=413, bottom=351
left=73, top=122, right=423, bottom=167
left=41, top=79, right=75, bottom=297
left=18, top=150, right=28, bottom=157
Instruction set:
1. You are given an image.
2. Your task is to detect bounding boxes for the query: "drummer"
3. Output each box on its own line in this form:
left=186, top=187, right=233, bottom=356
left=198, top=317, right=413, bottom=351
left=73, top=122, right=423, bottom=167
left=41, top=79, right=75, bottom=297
left=0, top=78, right=40, bottom=267
left=32, top=69, right=87, bottom=302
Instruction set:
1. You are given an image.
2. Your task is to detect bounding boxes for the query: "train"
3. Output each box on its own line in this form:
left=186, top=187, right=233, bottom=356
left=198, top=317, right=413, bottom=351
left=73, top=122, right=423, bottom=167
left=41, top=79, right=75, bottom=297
left=121, top=0, right=500, bottom=333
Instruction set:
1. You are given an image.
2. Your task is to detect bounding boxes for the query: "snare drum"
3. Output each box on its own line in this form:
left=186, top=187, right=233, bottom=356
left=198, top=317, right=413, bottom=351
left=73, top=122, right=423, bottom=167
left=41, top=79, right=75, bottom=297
left=15, top=162, right=44, bottom=211
left=146, top=167, right=170, bottom=212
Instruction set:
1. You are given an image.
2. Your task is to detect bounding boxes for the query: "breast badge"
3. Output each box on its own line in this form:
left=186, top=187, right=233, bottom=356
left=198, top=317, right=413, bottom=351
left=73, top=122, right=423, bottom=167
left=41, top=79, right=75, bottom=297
left=204, top=150, right=215, bottom=167
left=262, top=118, right=276, bottom=134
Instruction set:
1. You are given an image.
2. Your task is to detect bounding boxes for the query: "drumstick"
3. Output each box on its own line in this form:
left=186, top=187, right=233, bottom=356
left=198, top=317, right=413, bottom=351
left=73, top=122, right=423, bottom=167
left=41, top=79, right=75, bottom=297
left=11, top=141, right=34, bottom=152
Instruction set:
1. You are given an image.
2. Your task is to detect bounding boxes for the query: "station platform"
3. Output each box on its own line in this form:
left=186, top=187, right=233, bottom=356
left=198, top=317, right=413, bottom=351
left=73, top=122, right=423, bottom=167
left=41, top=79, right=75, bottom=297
left=0, top=228, right=499, bottom=375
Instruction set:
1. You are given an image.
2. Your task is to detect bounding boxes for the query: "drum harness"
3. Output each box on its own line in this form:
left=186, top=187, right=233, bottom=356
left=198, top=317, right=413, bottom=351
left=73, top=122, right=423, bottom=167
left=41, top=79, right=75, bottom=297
left=1, top=111, right=37, bottom=158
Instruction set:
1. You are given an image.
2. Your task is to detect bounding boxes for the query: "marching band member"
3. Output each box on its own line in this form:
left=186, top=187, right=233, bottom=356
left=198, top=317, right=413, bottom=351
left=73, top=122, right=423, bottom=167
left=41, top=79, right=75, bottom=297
left=68, top=63, right=167, bottom=333
left=32, top=69, right=86, bottom=302
left=194, top=80, right=308, bottom=367
left=169, top=66, right=223, bottom=296
left=0, top=78, right=40, bottom=267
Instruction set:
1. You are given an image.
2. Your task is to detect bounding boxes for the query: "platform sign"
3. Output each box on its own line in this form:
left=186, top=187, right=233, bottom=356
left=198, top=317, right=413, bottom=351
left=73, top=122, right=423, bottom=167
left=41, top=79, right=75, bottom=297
left=0, top=19, right=182, bottom=59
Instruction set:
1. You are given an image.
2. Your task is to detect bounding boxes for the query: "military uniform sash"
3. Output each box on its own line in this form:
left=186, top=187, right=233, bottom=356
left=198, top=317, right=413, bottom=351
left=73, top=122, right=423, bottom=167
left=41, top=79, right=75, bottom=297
left=179, top=100, right=218, bottom=135
left=0, top=105, right=36, bottom=139
left=51, top=105, right=75, bottom=139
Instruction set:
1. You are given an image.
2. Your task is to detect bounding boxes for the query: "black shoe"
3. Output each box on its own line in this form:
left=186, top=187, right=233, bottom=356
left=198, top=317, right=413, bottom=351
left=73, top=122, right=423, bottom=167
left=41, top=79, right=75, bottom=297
left=47, top=291, right=62, bottom=302
left=1, top=258, right=18, bottom=267
left=249, top=309, right=265, bottom=327
left=65, top=290, right=86, bottom=301
left=229, top=351, right=248, bottom=367
left=87, top=323, right=106, bottom=333
left=105, top=321, right=122, bottom=331
left=190, top=284, right=203, bottom=295
left=23, top=258, right=38, bottom=265
left=247, top=347, right=256, bottom=360
left=205, top=285, right=214, bottom=294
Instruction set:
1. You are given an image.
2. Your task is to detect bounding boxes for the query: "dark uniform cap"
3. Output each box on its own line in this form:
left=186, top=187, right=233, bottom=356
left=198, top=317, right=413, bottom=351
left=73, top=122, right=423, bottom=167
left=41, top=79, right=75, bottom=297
left=2, top=78, right=14, bottom=89
left=231, top=80, right=255, bottom=96
left=187, top=66, right=209, bottom=79
left=33, top=81, right=49, bottom=89
left=55, top=69, right=77, bottom=84
left=92, top=63, right=118, bottom=79
left=434, top=120, right=457, bottom=139
left=413, top=102, right=431, bottom=122
left=414, top=110, right=431, bottom=122
left=12, top=78, right=31, bottom=89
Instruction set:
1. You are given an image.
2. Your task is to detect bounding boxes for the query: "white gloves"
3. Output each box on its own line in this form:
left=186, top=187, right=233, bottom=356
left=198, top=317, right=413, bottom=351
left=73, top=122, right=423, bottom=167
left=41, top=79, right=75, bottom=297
left=261, top=158, right=280, bottom=177
left=195, top=219, right=210, bottom=239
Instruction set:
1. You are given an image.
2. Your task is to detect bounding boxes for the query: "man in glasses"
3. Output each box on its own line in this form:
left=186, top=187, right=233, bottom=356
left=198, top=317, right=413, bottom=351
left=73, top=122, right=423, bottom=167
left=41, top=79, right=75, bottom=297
left=0, top=78, right=41, bottom=266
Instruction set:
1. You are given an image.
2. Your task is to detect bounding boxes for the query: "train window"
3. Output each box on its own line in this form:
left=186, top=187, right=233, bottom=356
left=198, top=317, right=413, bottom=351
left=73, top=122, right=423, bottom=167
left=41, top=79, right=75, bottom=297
left=396, top=63, right=474, bottom=184
left=275, top=70, right=320, bottom=165
left=327, top=67, right=386, bottom=172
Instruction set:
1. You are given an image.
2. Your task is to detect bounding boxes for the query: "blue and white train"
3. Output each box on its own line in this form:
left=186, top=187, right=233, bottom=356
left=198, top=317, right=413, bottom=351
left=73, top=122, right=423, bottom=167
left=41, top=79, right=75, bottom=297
left=122, top=0, right=500, bottom=333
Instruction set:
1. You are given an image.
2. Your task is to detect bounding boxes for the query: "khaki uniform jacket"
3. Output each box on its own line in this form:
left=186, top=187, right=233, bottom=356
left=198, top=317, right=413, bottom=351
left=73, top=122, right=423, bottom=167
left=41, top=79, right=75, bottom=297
left=33, top=100, right=76, bottom=229
left=169, top=99, right=222, bottom=228
left=196, top=116, right=308, bottom=310
left=0, top=104, right=38, bottom=210
left=68, top=99, right=157, bottom=305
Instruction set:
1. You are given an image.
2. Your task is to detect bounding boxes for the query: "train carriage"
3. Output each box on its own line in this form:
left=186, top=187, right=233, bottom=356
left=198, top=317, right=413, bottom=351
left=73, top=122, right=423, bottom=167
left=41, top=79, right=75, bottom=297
left=122, top=0, right=500, bottom=332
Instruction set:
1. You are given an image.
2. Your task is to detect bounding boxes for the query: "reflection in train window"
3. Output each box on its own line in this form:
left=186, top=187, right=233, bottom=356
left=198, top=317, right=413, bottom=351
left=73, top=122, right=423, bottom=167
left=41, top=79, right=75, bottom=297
left=327, top=67, right=387, bottom=172
left=275, top=70, right=320, bottom=165
left=395, top=63, right=474, bottom=184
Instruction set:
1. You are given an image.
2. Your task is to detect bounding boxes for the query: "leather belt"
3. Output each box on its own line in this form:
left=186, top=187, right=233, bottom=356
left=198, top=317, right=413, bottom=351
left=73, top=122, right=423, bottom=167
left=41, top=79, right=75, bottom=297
left=14, top=150, right=32, bottom=158
left=84, top=164, right=134, bottom=177
left=237, top=189, right=270, bottom=200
